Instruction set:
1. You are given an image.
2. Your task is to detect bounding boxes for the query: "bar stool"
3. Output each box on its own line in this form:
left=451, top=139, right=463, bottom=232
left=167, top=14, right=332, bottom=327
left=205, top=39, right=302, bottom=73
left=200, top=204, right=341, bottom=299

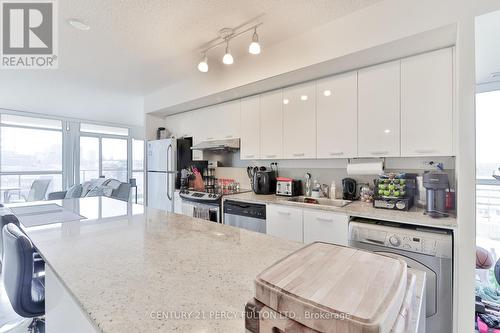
left=2, top=223, right=45, bottom=333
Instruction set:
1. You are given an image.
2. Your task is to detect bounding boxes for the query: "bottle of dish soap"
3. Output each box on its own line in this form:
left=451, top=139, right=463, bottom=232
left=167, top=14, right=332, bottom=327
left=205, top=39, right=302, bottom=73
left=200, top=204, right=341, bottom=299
left=330, top=181, right=337, bottom=199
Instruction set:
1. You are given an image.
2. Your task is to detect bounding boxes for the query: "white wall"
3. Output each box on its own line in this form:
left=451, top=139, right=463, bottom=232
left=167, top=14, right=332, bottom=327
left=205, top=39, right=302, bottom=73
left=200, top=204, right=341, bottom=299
left=145, top=1, right=500, bottom=332
left=0, top=79, right=143, bottom=127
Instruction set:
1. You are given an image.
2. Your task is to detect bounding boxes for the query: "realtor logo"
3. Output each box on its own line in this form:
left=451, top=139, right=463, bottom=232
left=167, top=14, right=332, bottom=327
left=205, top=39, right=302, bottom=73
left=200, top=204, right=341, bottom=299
left=1, top=0, right=58, bottom=69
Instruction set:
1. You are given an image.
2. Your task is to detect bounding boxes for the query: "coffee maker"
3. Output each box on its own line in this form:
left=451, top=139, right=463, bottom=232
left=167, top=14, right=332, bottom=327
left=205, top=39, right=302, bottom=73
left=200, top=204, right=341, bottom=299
left=423, top=172, right=449, bottom=218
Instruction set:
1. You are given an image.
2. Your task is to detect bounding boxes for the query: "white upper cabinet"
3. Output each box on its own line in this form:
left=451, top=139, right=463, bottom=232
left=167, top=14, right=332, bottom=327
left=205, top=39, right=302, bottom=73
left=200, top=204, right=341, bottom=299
left=214, top=100, right=241, bottom=140
left=316, top=72, right=358, bottom=158
left=401, top=48, right=453, bottom=156
left=283, top=82, right=316, bottom=159
left=199, top=101, right=241, bottom=141
left=358, top=61, right=401, bottom=157
left=240, top=96, right=260, bottom=160
left=260, top=90, right=283, bottom=159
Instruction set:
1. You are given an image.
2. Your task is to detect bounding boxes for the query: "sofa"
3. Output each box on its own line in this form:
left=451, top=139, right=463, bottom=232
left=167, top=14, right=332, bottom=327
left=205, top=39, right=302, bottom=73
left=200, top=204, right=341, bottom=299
left=48, top=178, right=131, bottom=202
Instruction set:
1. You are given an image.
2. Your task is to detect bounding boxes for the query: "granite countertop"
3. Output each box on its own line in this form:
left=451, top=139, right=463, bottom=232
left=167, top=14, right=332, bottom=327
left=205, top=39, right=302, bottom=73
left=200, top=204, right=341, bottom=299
left=224, top=192, right=457, bottom=230
left=16, top=197, right=303, bottom=333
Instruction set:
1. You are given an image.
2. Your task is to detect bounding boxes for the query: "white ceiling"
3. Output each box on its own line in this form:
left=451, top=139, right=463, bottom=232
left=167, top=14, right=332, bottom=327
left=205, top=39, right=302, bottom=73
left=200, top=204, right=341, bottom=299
left=476, top=10, right=500, bottom=89
left=0, top=0, right=382, bottom=125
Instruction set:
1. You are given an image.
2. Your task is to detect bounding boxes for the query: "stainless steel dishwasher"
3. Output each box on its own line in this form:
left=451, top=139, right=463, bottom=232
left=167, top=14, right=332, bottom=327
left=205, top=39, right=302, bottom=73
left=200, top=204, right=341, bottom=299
left=223, top=200, right=266, bottom=233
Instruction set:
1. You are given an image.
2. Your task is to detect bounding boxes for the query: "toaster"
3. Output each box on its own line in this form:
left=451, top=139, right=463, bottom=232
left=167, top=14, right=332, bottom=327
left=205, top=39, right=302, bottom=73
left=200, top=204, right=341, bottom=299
left=276, top=177, right=302, bottom=196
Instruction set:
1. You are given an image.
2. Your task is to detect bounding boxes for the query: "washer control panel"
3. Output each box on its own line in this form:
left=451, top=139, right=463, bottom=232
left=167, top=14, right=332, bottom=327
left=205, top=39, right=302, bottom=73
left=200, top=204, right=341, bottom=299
left=349, top=221, right=452, bottom=258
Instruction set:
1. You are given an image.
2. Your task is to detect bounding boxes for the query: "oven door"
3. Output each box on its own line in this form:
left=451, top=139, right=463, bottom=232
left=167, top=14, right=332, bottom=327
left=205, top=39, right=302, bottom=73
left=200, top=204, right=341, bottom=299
left=181, top=200, right=220, bottom=223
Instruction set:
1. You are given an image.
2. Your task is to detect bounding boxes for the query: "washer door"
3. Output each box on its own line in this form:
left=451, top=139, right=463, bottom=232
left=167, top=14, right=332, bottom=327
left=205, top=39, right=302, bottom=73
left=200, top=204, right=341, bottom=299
left=374, top=251, right=437, bottom=317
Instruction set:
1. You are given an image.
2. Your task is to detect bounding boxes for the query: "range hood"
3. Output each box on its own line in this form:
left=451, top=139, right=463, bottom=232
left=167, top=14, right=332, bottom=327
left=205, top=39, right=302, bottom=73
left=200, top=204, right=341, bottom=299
left=191, top=138, right=240, bottom=151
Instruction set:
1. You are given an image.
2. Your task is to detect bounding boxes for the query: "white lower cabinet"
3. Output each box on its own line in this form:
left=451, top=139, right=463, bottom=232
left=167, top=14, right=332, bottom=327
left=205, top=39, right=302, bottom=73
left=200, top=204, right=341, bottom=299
left=266, top=204, right=349, bottom=245
left=303, top=209, right=349, bottom=246
left=266, top=204, right=303, bottom=242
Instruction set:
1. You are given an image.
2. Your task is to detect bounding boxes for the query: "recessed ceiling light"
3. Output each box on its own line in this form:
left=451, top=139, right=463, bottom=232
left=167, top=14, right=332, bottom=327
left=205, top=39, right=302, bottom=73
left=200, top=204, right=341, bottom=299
left=67, top=18, right=90, bottom=31
left=300, top=95, right=308, bottom=101
left=323, top=90, right=332, bottom=97
left=283, top=99, right=289, bottom=105
left=384, top=129, right=391, bottom=134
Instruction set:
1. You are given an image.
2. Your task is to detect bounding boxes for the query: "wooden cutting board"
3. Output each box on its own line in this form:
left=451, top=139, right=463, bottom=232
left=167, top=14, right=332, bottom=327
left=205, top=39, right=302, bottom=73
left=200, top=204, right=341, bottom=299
left=255, top=242, right=407, bottom=333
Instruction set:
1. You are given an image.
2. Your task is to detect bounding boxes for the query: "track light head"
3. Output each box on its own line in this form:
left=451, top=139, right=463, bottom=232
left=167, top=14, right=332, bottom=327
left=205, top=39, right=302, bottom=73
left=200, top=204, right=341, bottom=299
left=248, top=28, right=261, bottom=55
left=222, top=40, right=234, bottom=65
left=197, top=53, right=208, bottom=72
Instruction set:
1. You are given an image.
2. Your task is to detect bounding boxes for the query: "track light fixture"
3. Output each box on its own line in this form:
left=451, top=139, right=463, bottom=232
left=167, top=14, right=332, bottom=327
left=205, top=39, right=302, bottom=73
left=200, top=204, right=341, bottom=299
left=196, top=23, right=262, bottom=73
left=248, top=28, right=261, bottom=55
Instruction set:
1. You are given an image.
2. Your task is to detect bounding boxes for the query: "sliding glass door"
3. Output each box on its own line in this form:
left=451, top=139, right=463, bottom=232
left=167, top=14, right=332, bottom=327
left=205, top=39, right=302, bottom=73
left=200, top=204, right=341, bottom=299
left=79, top=135, right=128, bottom=183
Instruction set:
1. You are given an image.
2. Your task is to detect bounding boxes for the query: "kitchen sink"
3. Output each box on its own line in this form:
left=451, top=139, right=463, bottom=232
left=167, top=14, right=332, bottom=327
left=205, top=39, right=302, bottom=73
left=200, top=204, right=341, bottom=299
left=285, top=196, right=352, bottom=207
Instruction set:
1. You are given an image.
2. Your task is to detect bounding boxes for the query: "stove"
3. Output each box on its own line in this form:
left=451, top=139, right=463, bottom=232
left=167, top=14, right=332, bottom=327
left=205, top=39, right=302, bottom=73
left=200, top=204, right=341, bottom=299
left=179, top=188, right=251, bottom=223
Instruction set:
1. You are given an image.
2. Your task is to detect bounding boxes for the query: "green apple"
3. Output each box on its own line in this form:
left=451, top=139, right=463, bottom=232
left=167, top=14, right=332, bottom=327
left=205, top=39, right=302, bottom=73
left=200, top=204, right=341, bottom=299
left=393, top=191, right=400, bottom=197
left=378, top=189, right=384, bottom=195
left=388, top=184, right=395, bottom=190
left=379, top=184, right=387, bottom=190
left=384, top=190, right=391, bottom=196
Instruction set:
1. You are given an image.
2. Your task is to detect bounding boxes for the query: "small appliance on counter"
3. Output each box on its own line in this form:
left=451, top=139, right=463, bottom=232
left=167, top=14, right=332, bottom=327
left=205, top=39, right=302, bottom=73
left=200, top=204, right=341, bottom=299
left=252, top=167, right=276, bottom=195
left=423, top=172, right=449, bottom=218
left=373, top=173, right=415, bottom=211
left=342, top=178, right=357, bottom=200
left=275, top=177, right=302, bottom=197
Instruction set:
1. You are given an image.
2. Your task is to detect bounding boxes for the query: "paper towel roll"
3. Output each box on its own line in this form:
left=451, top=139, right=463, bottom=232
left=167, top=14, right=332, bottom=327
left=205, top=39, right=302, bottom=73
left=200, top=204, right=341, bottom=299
left=346, top=161, right=384, bottom=175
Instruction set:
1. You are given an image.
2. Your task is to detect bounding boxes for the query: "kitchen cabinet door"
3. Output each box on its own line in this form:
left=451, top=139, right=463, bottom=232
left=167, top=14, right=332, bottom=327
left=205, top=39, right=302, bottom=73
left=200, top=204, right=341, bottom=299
left=401, top=48, right=453, bottom=156
left=316, top=72, right=358, bottom=158
left=260, top=90, right=283, bottom=159
left=240, top=96, right=260, bottom=160
left=283, top=82, right=316, bottom=159
left=214, top=100, right=241, bottom=140
left=266, top=204, right=303, bottom=242
left=358, top=61, right=401, bottom=157
left=303, top=209, right=348, bottom=246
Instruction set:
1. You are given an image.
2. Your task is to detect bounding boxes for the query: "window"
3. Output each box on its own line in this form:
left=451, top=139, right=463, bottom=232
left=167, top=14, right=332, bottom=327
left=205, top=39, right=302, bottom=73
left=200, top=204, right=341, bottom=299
left=0, top=115, right=63, bottom=203
left=476, top=91, right=500, bottom=289
left=132, top=139, right=144, bottom=204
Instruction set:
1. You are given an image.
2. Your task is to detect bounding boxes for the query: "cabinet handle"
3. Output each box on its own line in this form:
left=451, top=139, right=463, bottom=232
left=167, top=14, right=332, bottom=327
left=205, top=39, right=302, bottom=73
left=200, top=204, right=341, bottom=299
left=370, top=151, right=389, bottom=155
left=293, top=153, right=305, bottom=157
left=225, top=135, right=233, bottom=138
left=316, top=217, right=334, bottom=222
left=329, top=152, right=344, bottom=156
left=265, top=154, right=277, bottom=158
left=206, top=137, right=214, bottom=140
left=277, top=211, right=291, bottom=215
left=244, top=154, right=255, bottom=158
left=414, top=149, right=436, bottom=154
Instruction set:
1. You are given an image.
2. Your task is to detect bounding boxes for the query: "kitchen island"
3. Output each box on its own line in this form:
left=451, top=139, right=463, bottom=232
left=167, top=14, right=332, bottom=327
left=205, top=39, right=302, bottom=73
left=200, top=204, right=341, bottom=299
left=8, top=197, right=424, bottom=332
left=12, top=197, right=302, bottom=332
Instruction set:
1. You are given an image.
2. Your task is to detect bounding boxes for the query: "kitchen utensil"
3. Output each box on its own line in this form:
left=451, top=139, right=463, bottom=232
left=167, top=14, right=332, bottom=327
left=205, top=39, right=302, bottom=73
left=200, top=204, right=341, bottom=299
left=342, top=178, right=357, bottom=200
left=254, top=242, right=408, bottom=333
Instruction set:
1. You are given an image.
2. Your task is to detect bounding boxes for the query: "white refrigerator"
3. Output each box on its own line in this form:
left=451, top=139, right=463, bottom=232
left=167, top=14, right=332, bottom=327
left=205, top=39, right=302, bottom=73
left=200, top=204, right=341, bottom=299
left=147, top=139, right=176, bottom=212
